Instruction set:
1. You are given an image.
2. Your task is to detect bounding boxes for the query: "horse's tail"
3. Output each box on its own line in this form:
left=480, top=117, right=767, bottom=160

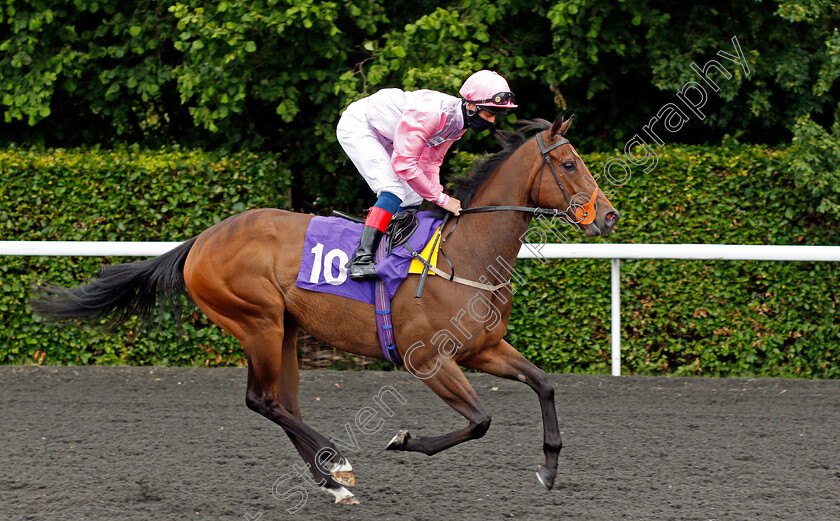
left=30, top=237, right=198, bottom=330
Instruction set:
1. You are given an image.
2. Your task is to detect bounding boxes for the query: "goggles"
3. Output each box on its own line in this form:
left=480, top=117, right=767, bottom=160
left=470, top=92, right=516, bottom=116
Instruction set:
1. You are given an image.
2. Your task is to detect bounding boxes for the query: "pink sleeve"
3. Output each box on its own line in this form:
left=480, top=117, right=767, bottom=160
left=391, top=109, right=448, bottom=205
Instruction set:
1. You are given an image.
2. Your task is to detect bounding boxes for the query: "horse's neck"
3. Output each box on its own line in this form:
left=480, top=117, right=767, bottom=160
left=443, top=143, right=541, bottom=282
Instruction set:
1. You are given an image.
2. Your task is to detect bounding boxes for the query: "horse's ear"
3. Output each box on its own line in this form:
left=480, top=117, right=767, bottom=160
left=554, top=113, right=575, bottom=137
left=550, top=113, right=565, bottom=137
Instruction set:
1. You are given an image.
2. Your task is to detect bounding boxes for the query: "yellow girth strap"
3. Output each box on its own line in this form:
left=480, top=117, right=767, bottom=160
left=408, top=227, right=442, bottom=275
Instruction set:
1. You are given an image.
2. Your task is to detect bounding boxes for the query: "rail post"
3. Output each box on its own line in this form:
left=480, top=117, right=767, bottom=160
left=611, top=258, right=621, bottom=376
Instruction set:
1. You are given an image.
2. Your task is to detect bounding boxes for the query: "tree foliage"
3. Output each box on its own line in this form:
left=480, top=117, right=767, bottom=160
left=789, top=114, right=840, bottom=220
left=1, top=1, right=839, bottom=212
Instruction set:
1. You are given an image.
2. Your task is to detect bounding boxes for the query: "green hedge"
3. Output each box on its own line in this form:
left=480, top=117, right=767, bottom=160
left=1, top=145, right=838, bottom=377
left=0, top=146, right=289, bottom=366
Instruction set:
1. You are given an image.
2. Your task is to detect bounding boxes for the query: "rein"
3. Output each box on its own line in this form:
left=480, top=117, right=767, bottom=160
left=412, top=131, right=580, bottom=297
left=459, top=205, right=568, bottom=218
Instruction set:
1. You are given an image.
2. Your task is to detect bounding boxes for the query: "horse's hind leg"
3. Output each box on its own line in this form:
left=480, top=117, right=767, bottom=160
left=242, top=324, right=359, bottom=505
left=460, top=340, right=562, bottom=490
left=276, top=316, right=356, bottom=488
left=386, top=359, right=491, bottom=455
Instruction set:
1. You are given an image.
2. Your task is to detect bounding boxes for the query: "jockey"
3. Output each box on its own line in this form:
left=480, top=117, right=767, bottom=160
left=338, top=69, right=517, bottom=281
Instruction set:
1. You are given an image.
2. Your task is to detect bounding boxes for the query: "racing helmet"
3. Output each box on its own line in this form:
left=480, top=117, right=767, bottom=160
left=459, top=70, right=517, bottom=115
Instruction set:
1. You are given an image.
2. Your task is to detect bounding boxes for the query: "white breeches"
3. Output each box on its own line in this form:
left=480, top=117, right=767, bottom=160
left=336, top=99, right=424, bottom=208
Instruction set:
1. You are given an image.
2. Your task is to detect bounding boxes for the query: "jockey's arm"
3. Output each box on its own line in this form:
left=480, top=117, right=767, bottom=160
left=391, top=109, right=451, bottom=207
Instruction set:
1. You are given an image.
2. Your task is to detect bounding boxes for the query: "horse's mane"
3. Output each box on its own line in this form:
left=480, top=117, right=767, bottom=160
left=429, top=119, right=551, bottom=218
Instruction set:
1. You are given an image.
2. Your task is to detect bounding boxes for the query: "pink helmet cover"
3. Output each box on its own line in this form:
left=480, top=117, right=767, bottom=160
left=459, top=70, right=517, bottom=108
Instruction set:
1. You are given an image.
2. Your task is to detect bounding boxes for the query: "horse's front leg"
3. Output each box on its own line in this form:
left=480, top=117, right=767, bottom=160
left=460, top=340, right=562, bottom=490
left=386, top=359, right=491, bottom=456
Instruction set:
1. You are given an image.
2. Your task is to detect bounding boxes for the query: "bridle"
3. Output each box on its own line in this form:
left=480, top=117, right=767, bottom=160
left=533, top=132, right=574, bottom=217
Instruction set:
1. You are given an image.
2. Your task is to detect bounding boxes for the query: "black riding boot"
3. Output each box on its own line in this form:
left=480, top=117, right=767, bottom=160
left=347, top=226, right=384, bottom=281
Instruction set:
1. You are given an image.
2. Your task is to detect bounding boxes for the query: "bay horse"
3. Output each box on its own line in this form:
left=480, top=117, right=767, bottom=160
left=31, top=116, right=620, bottom=505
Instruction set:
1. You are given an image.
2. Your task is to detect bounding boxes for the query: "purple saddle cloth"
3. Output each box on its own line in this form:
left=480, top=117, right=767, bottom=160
left=295, top=211, right=443, bottom=305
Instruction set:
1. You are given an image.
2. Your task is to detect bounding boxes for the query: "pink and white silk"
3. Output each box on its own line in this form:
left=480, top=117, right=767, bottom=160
left=337, top=88, right=465, bottom=207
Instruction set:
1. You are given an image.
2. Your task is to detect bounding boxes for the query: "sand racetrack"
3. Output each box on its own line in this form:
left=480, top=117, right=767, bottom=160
left=1, top=366, right=838, bottom=521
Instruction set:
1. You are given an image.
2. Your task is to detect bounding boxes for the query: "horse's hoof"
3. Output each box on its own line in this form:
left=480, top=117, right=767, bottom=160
left=332, top=470, right=356, bottom=487
left=337, top=496, right=360, bottom=505
left=536, top=465, right=555, bottom=490
left=386, top=429, right=411, bottom=451
left=321, top=485, right=358, bottom=505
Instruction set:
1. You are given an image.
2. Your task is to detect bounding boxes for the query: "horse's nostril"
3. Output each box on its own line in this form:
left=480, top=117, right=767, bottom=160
left=605, top=211, right=619, bottom=225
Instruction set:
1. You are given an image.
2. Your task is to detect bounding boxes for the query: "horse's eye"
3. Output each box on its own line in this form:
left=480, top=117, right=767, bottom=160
left=563, top=161, right=575, bottom=171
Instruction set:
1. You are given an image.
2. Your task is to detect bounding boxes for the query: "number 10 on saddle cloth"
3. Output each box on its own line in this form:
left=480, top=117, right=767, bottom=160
left=294, top=211, right=444, bottom=306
